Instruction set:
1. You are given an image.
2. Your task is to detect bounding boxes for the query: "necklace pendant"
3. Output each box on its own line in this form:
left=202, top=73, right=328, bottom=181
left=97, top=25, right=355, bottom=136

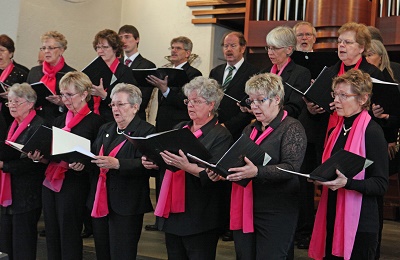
left=344, top=132, right=347, bottom=136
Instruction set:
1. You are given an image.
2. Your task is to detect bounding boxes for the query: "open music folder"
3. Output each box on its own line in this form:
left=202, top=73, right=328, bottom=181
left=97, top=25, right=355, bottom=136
left=131, top=68, right=190, bottom=88
left=81, top=56, right=115, bottom=87
left=187, top=134, right=271, bottom=187
left=277, top=149, right=373, bottom=182
left=30, top=82, right=54, bottom=107
left=285, top=66, right=336, bottom=113
left=124, top=128, right=211, bottom=171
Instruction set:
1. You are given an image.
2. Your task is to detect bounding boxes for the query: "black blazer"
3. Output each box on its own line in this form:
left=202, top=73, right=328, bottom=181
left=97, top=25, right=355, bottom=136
left=88, top=63, right=135, bottom=123
left=27, top=63, right=76, bottom=124
left=1, top=115, right=47, bottom=214
left=88, top=115, right=155, bottom=215
left=209, top=61, right=259, bottom=139
left=1, top=65, right=29, bottom=125
left=159, top=116, right=233, bottom=236
left=156, top=62, right=202, bottom=132
left=262, top=60, right=311, bottom=119
left=120, top=54, right=156, bottom=120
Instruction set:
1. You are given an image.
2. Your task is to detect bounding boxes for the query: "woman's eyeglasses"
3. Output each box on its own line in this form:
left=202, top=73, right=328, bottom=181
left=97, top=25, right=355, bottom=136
left=331, top=92, right=358, bottom=101
left=245, top=97, right=271, bottom=106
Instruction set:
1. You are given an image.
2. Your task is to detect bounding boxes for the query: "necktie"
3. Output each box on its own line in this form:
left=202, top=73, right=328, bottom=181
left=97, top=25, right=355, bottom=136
left=125, top=59, right=132, bottom=66
left=222, top=66, right=235, bottom=91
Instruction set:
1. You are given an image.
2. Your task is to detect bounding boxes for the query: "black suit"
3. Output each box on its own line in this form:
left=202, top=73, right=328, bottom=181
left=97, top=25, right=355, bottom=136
left=0, top=115, right=46, bottom=260
left=209, top=61, right=259, bottom=140
left=156, top=62, right=202, bottom=132
left=88, top=115, right=155, bottom=260
left=27, top=64, right=75, bottom=124
left=88, top=63, right=135, bottom=123
left=43, top=112, right=103, bottom=260
left=120, top=54, right=156, bottom=120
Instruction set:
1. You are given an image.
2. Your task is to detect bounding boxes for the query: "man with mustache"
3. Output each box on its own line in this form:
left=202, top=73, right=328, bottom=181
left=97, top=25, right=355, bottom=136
left=294, top=21, right=316, bottom=52
left=118, top=25, right=156, bottom=121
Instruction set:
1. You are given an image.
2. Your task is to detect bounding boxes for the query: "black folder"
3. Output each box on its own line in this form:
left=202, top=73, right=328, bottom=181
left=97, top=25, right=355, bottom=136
left=187, top=134, right=271, bottom=187
left=30, top=82, right=54, bottom=107
left=81, top=56, right=114, bottom=88
left=6, top=125, right=52, bottom=159
left=0, top=82, right=10, bottom=93
left=291, top=50, right=340, bottom=79
left=277, top=149, right=373, bottom=182
left=124, top=128, right=211, bottom=171
left=370, top=78, right=400, bottom=116
left=286, top=66, right=336, bottom=113
left=0, top=141, right=22, bottom=161
left=131, top=68, right=190, bottom=88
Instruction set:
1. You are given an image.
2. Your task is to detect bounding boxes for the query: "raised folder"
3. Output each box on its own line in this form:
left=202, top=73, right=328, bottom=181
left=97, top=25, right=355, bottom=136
left=124, top=128, right=211, bottom=172
left=30, top=82, right=55, bottom=107
left=187, top=134, right=271, bottom=187
left=370, top=77, right=400, bottom=116
left=131, top=68, right=190, bottom=88
left=82, top=56, right=115, bottom=87
left=277, top=149, right=373, bottom=182
left=286, top=66, right=336, bottom=113
left=5, top=125, right=52, bottom=158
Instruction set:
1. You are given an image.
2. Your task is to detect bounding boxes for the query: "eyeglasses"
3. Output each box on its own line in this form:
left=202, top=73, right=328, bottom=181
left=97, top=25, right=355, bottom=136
left=168, top=46, right=185, bottom=51
left=331, top=92, right=358, bottom=101
left=5, top=100, right=29, bottom=107
left=183, top=99, right=208, bottom=106
left=39, top=46, right=61, bottom=51
left=108, top=102, right=131, bottom=108
left=222, top=43, right=239, bottom=49
left=59, top=93, right=79, bottom=99
left=265, top=46, right=284, bottom=52
left=0, top=48, right=9, bottom=53
left=245, top=97, right=271, bottom=106
left=337, top=39, right=356, bottom=46
left=95, top=45, right=111, bottom=50
left=296, top=33, right=314, bottom=38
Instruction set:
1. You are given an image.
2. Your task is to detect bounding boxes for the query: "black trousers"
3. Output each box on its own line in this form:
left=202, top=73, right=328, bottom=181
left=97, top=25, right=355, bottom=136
left=0, top=208, right=41, bottom=260
left=233, top=209, right=298, bottom=260
left=42, top=183, right=86, bottom=260
left=165, top=229, right=219, bottom=260
left=92, top=211, right=144, bottom=260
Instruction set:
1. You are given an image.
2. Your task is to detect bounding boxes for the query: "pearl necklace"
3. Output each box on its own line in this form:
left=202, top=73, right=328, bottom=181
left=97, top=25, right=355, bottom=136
left=116, top=126, right=125, bottom=135
left=342, top=125, right=352, bottom=136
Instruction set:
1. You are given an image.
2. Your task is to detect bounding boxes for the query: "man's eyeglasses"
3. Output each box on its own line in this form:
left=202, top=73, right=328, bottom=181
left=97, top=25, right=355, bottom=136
left=168, top=46, right=185, bottom=51
left=108, top=103, right=131, bottom=108
left=331, top=92, right=358, bottom=101
left=296, top=33, right=314, bottom=38
left=222, top=44, right=239, bottom=49
left=183, top=99, right=208, bottom=106
left=59, top=93, right=79, bottom=99
left=245, top=97, right=271, bottom=106
left=265, top=46, right=284, bottom=52
left=337, top=39, right=356, bottom=46
left=5, top=100, right=29, bottom=107
left=39, top=46, right=61, bottom=52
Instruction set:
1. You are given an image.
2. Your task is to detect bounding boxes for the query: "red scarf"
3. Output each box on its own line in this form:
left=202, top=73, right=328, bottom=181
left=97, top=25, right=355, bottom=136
left=325, top=58, right=363, bottom=146
left=1, top=110, right=36, bottom=206
left=93, top=58, right=119, bottom=115
left=0, top=61, right=15, bottom=82
left=91, top=139, right=127, bottom=218
left=230, top=111, right=287, bottom=233
left=309, top=110, right=370, bottom=260
left=270, top=57, right=291, bottom=76
left=43, top=104, right=91, bottom=192
left=41, top=56, right=65, bottom=95
left=154, top=126, right=203, bottom=218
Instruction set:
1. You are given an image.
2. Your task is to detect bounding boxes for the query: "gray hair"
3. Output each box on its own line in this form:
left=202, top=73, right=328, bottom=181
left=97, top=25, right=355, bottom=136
left=245, top=73, right=285, bottom=109
left=293, top=21, right=317, bottom=37
left=9, top=83, right=37, bottom=104
left=110, top=83, right=142, bottom=106
left=266, top=26, right=297, bottom=55
left=183, top=76, right=224, bottom=115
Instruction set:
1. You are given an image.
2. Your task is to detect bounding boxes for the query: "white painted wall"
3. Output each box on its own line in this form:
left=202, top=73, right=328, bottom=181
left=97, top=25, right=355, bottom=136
left=0, top=0, right=21, bottom=40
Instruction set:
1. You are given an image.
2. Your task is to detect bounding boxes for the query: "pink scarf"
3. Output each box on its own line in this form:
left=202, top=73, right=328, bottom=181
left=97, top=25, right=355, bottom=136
left=1, top=110, right=36, bottom=206
left=43, top=104, right=91, bottom=192
left=325, top=58, right=363, bottom=146
left=41, top=56, right=65, bottom=95
left=230, top=111, right=287, bottom=233
left=270, top=57, right=291, bottom=76
left=0, top=61, right=15, bottom=83
left=93, top=58, right=119, bottom=115
left=154, top=126, right=203, bottom=218
left=91, top=139, right=127, bottom=218
left=309, top=110, right=370, bottom=260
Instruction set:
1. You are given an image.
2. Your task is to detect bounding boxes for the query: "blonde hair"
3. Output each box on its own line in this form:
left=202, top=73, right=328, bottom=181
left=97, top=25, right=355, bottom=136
left=245, top=73, right=285, bottom=109
left=41, top=31, right=68, bottom=50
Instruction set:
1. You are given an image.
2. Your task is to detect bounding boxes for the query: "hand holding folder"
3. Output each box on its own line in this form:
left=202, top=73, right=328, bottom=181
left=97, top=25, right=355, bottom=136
left=131, top=68, right=190, bottom=89
left=277, top=149, right=373, bottom=182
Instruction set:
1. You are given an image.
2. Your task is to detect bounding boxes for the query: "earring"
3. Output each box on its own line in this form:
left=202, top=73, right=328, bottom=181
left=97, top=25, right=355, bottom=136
left=208, top=111, right=211, bottom=117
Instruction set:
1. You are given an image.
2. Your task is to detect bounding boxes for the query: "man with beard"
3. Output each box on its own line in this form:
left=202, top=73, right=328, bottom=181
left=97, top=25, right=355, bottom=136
left=118, top=25, right=156, bottom=121
left=293, top=21, right=316, bottom=52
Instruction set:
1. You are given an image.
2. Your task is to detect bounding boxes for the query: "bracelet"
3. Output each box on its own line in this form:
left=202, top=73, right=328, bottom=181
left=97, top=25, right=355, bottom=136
left=32, top=159, right=39, bottom=163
